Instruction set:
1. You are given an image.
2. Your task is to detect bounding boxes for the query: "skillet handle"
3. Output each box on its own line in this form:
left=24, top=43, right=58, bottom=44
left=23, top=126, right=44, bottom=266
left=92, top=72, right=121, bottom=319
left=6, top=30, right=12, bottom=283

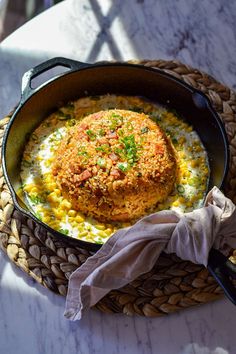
left=207, top=248, right=236, bottom=305
left=21, top=57, right=89, bottom=102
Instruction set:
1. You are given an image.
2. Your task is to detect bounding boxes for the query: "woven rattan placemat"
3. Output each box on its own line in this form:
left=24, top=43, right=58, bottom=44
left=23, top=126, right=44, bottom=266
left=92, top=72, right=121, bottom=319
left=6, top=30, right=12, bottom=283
left=1, top=59, right=236, bottom=317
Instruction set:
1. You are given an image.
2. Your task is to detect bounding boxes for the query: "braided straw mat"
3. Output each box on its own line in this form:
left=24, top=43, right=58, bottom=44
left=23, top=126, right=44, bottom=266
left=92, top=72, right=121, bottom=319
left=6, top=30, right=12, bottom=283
left=0, top=59, right=236, bottom=317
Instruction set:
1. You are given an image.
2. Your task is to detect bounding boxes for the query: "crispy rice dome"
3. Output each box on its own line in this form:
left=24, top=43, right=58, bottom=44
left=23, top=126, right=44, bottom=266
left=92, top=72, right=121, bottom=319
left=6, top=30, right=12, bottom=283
left=52, top=109, right=177, bottom=222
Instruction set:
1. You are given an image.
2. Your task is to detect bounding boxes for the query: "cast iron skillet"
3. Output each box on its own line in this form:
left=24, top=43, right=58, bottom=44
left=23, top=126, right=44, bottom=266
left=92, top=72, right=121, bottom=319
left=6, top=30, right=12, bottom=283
left=2, top=57, right=236, bottom=304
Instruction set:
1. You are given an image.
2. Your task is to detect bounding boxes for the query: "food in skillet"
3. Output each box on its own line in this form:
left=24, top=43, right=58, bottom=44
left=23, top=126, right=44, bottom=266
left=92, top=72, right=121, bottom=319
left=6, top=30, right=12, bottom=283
left=52, top=109, right=177, bottom=222
left=20, top=95, right=209, bottom=244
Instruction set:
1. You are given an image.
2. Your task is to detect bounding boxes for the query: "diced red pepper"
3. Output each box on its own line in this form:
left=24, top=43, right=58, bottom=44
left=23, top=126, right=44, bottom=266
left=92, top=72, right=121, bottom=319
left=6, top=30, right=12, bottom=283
left=79, top=169, right=92, bottom=181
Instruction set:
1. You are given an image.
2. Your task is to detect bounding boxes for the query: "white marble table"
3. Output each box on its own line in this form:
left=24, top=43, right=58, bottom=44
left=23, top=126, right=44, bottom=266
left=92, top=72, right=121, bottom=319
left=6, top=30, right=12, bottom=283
left=0, top=1, right=236, bottom=353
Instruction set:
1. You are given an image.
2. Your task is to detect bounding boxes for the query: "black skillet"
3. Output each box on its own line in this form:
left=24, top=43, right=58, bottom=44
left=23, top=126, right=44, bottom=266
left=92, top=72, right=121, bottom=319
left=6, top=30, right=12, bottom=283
left=2, top=57, right=236, bottom=304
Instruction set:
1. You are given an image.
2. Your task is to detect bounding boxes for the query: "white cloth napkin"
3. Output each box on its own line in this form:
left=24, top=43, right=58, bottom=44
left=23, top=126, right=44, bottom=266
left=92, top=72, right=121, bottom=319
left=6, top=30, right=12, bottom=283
left=64, top=187, right=236, bottom=320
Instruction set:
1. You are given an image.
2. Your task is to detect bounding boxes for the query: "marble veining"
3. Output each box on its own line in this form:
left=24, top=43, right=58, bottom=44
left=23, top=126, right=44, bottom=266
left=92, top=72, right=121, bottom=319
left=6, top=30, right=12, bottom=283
left=0, top=0, right=236, bottom=353
left=1, top=248, right=236, bottom=354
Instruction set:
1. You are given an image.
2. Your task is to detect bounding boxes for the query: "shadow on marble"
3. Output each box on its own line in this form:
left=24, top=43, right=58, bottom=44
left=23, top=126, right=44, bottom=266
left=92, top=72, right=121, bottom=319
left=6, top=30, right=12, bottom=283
left=83, top=0, right=236, bottom=91
left=0, top=250, right=62, bottom=306
left=0, top=48, right=65, bottom=118
left=86, top=0, right=123, bottom=62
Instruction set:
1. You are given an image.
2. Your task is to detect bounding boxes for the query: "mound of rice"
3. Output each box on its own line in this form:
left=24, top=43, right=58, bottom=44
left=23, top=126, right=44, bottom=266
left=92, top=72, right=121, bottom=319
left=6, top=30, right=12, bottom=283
left=52, top=109, right=177, bottom=222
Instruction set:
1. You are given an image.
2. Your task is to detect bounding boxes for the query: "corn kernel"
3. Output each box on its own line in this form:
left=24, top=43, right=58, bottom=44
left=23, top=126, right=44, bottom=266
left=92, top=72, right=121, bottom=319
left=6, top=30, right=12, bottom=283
left=179, top=197, right=185, bottom=203
left=77, top=224, right=85, bottom=232
left=94, top=223, right=106, bottom=230
left=47, top=192, right=58, bottom=203
left=191, top=160, right=199, bottom=168
left=183, top=170, right=191, bottom=178
left=52, top=209, right=64, bottom=219
left=48, top=221, right=59, bottom=229
left=47, top=182, right=57, bottom=191
left=122, top=222, right=131, bottom=228
left=86, top=237, right=97, bottom=243
left=31, top=187, right=41, bottom=194
left=68, top=209, right=76, bottom=217
left=80, top=230, right=88, bottom=237
left=42, top=216, right=51, bottom=223
left=75, top=215, right=85, bottom=223
left=60, top=199, right=72, bottom=210
left=190, top=195, right=199, bottom=203
left=172, top=200, right=180, bottom=207
left=71, top=221, right=79, bottom=228
left=52, top=189, right=61, bottom=197
left=178, top=151, right=186, bottom=159
left=97, top=230, right=107, bottom=238
left=105, top=227, right=113, bottom=236
left=23, top=183, right=35, bottom=193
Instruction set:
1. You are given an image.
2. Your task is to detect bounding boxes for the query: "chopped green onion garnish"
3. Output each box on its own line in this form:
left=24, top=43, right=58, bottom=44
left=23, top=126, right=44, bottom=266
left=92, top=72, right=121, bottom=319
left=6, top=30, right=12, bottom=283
left=126, top=122, right=134, bottom=131
left=59, top=229, right=69, bottom=235
left=34, top=212, right=42, bottom=221
left=177, top=184, right=185, bottom=194
left=96, top=144, right=110, bottom=153
left=141, top=126, right=149, bottom=134
left=119, top=134, right=139, bottom=166
left=86, top=130, right=96, bottom=141
left=97, top=157, right=106, bottom=167
left=78, top=147, right=89, bottom=156
left=117, top=162, right=128, bottom=172
left=117, top=129, right=124, bottom=137
left=98, top=129, right=106, bottom=136
left=29, top=195, right=45, bottom=204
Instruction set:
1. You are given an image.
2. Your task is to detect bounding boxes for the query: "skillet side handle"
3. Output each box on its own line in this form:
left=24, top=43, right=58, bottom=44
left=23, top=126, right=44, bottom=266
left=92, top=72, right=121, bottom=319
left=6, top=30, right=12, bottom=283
left=21, top=57, right=89, bottom=102
left=207, top=248, right=236, bottom=305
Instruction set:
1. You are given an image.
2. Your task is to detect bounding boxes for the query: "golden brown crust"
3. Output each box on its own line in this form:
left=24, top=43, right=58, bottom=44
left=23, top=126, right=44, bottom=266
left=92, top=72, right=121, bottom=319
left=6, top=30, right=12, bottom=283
left=52, top=109, right=177, bottom=222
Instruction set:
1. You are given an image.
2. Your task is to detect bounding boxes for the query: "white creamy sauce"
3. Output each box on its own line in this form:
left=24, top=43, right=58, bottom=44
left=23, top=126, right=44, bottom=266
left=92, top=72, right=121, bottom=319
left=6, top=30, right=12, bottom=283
left=20, top=95, right=209, bottom=243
